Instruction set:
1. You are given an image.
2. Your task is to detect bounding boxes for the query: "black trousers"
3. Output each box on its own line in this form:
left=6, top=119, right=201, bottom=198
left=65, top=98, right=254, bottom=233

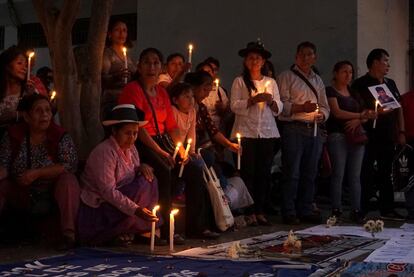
left=240, top=137, right=277, bottom=215
left=360, top=137, right=395, bottom=214
left=177, top=157, right=215, bottom=236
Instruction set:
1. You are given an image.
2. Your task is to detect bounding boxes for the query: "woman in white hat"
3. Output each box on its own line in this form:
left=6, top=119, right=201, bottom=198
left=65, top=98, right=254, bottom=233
left=78, top=104, right=159, bottom=246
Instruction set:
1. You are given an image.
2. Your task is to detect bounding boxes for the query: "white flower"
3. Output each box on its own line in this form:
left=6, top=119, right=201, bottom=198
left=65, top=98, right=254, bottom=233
left=326, top=216, right=337, bottom=228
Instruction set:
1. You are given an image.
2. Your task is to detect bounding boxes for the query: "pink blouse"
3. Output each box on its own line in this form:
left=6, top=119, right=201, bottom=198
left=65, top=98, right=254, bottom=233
left=80, top=136, right=141, bottom=216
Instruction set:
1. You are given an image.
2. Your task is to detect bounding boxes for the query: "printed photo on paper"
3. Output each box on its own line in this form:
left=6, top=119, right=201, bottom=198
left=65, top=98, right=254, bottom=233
left=368, top=84, right=401, bottom=110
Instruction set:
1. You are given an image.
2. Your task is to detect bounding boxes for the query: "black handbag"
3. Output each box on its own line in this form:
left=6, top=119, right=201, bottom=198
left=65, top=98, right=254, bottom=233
left=142, top=88, right=176, bottom=154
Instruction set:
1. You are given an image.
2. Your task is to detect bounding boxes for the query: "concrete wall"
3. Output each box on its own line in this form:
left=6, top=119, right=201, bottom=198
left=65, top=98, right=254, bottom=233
left=138, top=0, right=358, bottom=88
left=357, top=0, right=410, bottom=93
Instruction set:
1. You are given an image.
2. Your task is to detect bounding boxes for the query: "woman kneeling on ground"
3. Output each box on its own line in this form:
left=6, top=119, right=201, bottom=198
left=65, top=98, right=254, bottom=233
left=78, top=104, right=159, bottom=246
left=0, top=94, right=80, bottom=249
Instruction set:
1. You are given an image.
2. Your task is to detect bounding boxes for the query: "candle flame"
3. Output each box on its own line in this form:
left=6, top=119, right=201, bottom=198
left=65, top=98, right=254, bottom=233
left=215, top=78, right=219, bottom=86
left=176, top=142, right=182, bottom=148
left=236, top=133, right=241, bottom=139
left=152, top=205, right=160, bottom=214
left=188, top=44, right=193, bottom=51
left=187, top=138, right=192, bottom=144
left=50, top=91, right=56, bottom=100
left=28, top=52, right=35, bottom=59
left=376, top=100, right=380, bottom=105
left=122, top=47, right=127, bottom=56
left=170, top=209, right=179, bottom=216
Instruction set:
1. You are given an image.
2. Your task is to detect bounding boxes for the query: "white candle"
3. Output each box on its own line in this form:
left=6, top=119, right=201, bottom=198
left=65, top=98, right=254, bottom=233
left=172, top=142, right=182, bottom=160
left=215, top=79, right=220, bottom=92
left=236, top=133, right=241, bottom=170
left=178, top=138, right=192, bottom=178
left=122, top=47, right=128, bottom=84
left=373, top=100, right=379, bottom=129
left=27, top=52, right=35, bottom=81
left=188, top=44, right=193, bottom=64
left=50, top=90, right=56, bottom=101
left=169, top=208, right=179, bottom=251
left=150, top=205, right=160, bottom=252
left=314, top=105, right=319, bottom=137
left=264, top=81, right=270, bottom=93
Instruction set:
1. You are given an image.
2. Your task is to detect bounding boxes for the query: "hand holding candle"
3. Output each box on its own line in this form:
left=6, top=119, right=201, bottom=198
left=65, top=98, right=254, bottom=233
left=373, top=100, right=379, bottom=129
left=313, top=104, right=320, bottom=137
left=169, top=209, right=179, bottom=251
left=172, top=142, right=182, bottom=160
left=178, top=138, right=192, bottom=177
left=122, top=47, right=128, bottom=84
left=236, top=133, right=241, bottom=170
left=27, top=51, right=35, bottom=81
left=150, top=205, right=160, bottom=252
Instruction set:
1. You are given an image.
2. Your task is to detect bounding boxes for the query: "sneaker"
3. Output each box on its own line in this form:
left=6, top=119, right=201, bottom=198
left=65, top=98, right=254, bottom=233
left=282, top=215, right=300, bottom=225
left=380, top=210, right=405, bottom=221
left=300, top=213, right=322, bottom=224
left=350, top=210, right=364, bottom=224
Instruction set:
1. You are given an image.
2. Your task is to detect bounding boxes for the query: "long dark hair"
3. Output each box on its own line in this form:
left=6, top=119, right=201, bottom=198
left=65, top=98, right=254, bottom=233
left=242, top=64, right=257, bottom=94
left=0, top=45, right=27, bottom=101
left=105, top=17, right=133, bottom=48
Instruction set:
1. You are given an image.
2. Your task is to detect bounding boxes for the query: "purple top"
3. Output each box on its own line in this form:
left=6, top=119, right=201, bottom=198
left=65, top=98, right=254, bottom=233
left=80, top=136, right=141, bottom=216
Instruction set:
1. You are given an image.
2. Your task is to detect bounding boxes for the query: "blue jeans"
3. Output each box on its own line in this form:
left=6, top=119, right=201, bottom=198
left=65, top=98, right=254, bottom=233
left=281, top=122, right=324, bottom=217
left=327, top=133, right=364, bottom=211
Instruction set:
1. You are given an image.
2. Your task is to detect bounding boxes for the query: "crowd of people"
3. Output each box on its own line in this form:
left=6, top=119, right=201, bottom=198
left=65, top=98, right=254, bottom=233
left=0, top=17, right=413, bottom=249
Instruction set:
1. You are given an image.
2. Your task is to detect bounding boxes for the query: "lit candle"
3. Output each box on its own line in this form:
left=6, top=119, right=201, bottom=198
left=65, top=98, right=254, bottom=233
left=373, top=100, right=379, bottom=129
left=122, top=47, right=128, bottom=84
left=169, top=208, right=179, bottom=251
left=178, top=138, right=192, bottom=178
left=188, top=44, right=193, bottom=64
left=236, top=133, right=241, bottom=170
left=50, top=90, right=56, bottom=101
left=150, top=205, right=160, bottom=252
left=215, top=78, right=220, bottom=92
left=172, top=142, right=182, bottom=160
left=27, top=51, right=35, bottom=81
left=314, top=104, right=319, bottom=137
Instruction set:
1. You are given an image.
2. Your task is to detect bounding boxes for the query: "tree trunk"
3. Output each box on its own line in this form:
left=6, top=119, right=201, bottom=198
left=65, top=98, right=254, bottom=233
left=80, top=0, right=113, bottom=152
left=33, top=0, right=113, bottom=159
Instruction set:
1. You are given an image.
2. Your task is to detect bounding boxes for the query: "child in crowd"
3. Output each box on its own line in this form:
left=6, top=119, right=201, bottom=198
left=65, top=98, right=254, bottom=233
left=169, top=82, right=220, bottom=239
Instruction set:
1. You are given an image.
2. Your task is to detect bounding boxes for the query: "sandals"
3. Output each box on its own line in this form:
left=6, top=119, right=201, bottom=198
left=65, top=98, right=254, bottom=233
left=201, top=230, right=220, bottom=239
left=110, top=234, right=134, bottom=247
left=245, top=215, right=258, bottom=226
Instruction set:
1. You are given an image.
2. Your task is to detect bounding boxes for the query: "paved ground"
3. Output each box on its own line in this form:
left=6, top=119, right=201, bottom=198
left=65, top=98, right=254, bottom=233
left=0, top=205, right=406, bottom=265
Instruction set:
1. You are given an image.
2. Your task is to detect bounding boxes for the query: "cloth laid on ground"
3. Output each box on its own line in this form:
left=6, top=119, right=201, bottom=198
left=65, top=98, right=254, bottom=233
left=299, top=224, right=414, bottom=264
left=340, top=262, right=414, bottom=277
left=0, top=248, right=316, bottom=277
left=174, top=231, right=379, bottom=268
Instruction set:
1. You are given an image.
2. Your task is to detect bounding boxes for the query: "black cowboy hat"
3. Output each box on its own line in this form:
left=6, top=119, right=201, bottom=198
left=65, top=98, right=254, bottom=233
left=238, top=39, right=272, bottom=59
left=102, top=104, right=147, bottom=127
